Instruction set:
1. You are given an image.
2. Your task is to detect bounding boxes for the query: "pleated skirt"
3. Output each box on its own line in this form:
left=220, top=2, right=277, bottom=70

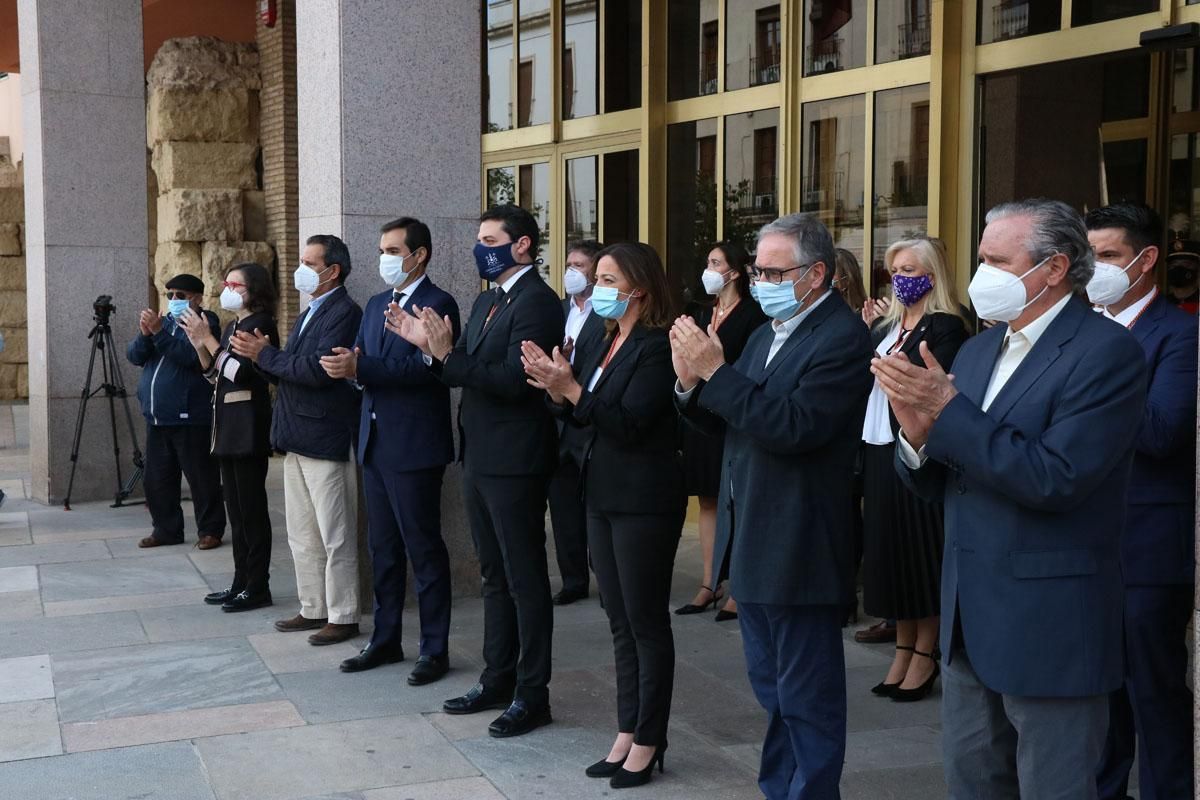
left=861, top=442, right=944, bottom=620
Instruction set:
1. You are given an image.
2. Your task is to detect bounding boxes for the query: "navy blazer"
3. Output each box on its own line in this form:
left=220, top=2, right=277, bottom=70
left=258, top=285, right=363, bottom=461
left=1121, top=293, right=1198, bottom=585
left=679, top=292, right=874, bottom=606
left=354, top=280, right=461, bottom=472
left=899, top=295, right=1148, bottom=698
left=127, top=311, right=222, bottom=427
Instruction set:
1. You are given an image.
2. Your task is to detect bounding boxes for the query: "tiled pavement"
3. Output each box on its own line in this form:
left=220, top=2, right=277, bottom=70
left=0, top=403, right=960, bottom=799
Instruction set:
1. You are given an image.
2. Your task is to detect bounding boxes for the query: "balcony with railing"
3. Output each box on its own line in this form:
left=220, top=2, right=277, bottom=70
left=749, top=53, right=781, bottom=87
left=732, top=175, right=778, bottom=215
left=897, top=16, right=931, bottom=59
left=700, top=60, right=718, bottom=96
left=801, top=171, right=847, bottom=211
left=807, top=37, right=842, bottom=74
left=993, top=0, right=1030, bottom=42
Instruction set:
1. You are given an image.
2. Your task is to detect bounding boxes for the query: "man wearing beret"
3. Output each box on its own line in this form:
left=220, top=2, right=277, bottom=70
left=126, top=273, right=226, bottom=549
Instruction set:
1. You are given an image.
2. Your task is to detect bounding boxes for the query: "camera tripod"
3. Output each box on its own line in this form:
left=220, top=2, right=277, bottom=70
left=63, top=302, right=145, bottom=510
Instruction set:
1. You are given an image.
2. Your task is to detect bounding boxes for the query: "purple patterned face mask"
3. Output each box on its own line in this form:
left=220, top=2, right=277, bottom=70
left=891, top=274, right=934, bottom=307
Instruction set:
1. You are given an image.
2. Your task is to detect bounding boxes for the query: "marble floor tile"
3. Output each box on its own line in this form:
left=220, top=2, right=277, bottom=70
left=841, top=763, right=948, bottom=799
left=0, top=699, right=62, bottom=762
left=4, top=590, right=42, bottom=620
left=247, top=630, right=367, bottom=675
left=0, top=654, right=53, bottom=703
left=0, top=565, right=37, bottom=593
left=278, top=662, right=482, bottom=724
left=61, top=699, right=306, bottom=753
left=845, top=666, right=942, bottom=733
left=0, top=611, right=146, bottom=658
left=52, top=638, right=284, bottom=723
left=0, top=540, right=110, bottom=567
left=844, top=725, right=942, bottom=774
left=39, top=553, right=207, bottom=602
left=0, top=741, right=217, bottom=800
left=0, top=511, right=30, bottom=546
left=44, top=587, right=210, bottom=617
left=139, top=600, right=298, bottom=643
left=196, top=715, right=479, bottom=800
left=363, top=777, right=506, bottom=800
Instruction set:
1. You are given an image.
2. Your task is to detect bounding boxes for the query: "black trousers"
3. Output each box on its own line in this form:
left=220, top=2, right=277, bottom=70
left=144, top=424, right=225, bottom=544
left=221, top=455, right=271, bottom=595
left=588, top=507, right=683, bottom=746
left=464, top=470, right=553, bottom=706
left=547, top=450, right=589, bottom=595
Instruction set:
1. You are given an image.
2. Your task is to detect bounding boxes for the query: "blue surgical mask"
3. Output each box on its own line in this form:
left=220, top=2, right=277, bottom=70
left=754, top=273, right=814, bottom=321
left=473, top=242, right=518, bottom=281
left=167, top=298, right=190, bottom=317
left=592, top=285, right=635, bottom=320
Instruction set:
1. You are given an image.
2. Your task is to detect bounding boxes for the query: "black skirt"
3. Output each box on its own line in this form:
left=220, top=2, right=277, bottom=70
left=861, top=442, right=944, bottom=620
left=681, top=422, right=724, bottom=498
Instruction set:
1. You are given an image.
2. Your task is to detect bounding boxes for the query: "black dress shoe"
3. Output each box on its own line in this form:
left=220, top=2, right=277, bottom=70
left=552, top=588, right=588, bottom=606
left=221, top=590, right=272, bottom=612
left=339, top=642, right=404, bottom=673
left=204, top=587, right=237, bottom=606
left=442, top=683, right=512, bottom=715
left=407, top=654, right=449, bottom=686
left=488, top=699, right=552, bottom=738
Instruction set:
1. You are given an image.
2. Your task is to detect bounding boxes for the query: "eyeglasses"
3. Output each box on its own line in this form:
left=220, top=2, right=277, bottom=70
left=749, top=263, right=812, bottom=285
left=222, top=281, right=246, bottom=290
left=165, top=291, right=190, bottom=300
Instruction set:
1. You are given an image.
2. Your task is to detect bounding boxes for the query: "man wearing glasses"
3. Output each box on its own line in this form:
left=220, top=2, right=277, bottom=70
left=127, top=273, right=226, bottom=549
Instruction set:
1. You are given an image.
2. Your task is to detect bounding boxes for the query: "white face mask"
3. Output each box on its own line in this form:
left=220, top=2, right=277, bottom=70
left=563, top=267, right=589, bottom=296
left=968, top=255, right=1052, bottom=323
left=701, top=268, right=730, bottom=296
left=1086, top=247, right=1147, bottom=306
left=379, top=252, right=415, bottom=287
left=219, top=286, right=245, bottom=311
left=294, top=264, right=332, bottom=295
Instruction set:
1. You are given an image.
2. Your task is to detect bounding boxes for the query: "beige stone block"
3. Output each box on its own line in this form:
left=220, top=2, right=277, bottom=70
left=0, top=258, right=25, bottom=291
left=0, top=329, right=27, bottom=364
left=152, top=142, right=259, bottom=191
left=154, top=242, right=202, bottom=287
left=147, top=88, right=257, bottom=145
left=147, top=37, right=262, bottom=92
left=0, top=224, right=20, bottom=256
left=157, top=190, right=243, bottom=243
left=16, top=364, right=26, bottom=400
left=0, top=292, right=26, bottom=327
left=201, top=241, right=273, bottom=292
left=242, top=191, right=267, bottom=241
left=0, top=188, right=23, bottom=223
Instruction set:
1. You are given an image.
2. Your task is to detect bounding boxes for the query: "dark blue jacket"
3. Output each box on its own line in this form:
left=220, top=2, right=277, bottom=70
left=1122, top=293, right=1198, bottom=585
left=899, top=296, right=1148, bottom=698
left=126, top=311, right=221, bottom=427
left=257, top=286, right=363, bottom=461
left=354, top=280, right=460, bottom=471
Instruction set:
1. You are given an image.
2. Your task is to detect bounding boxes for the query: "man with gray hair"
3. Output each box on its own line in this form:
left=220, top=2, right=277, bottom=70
left=672, top=212, right=873, bottom=798
left=873, top=198, right=1148, bottom=799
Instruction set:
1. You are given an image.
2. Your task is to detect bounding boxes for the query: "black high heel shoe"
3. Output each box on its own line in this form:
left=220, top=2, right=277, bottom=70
left=610, top=742, right=667, bottom=789
left=891, top=649, right=940, bottom=702
left=585, top=754, right=627, bottom=778
left=871, top=645, right=913, bottom=697
left=675, top=586, right=720, bottom=615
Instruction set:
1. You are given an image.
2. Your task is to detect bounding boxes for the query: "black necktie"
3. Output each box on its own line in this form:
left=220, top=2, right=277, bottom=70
left=484, top=286, right=505, bottom=328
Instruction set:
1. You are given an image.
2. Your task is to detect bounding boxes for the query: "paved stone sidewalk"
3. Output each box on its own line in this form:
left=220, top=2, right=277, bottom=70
left=0, top=404, right=955, bottom=799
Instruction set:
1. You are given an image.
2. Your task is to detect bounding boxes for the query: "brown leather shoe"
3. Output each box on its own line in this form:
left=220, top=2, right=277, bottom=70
left=308, top=623, right=360, bottom=646
left=854, top=620, right=897, bottom=644
left=138, top=536, right=165, bottom=548
left=196, top=535, right=222, bottom=550
left=274, top=614, right=327, bottom=633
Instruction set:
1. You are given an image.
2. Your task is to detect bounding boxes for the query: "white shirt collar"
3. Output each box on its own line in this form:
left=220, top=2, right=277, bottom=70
left=771, top=289, right=832, bottom=335
left=1006, top=291, right=1072, bottom=347
left=498, top=264, right=535, bottom=294
left=394, top=273, right=427, bottom=301
left=1101, top=286, right=1157, bottom=327
left=567, top=295, right=593, bottom=316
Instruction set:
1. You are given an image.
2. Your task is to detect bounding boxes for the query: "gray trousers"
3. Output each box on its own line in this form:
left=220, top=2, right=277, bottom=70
left=943, top=646, right=1108, bottom=800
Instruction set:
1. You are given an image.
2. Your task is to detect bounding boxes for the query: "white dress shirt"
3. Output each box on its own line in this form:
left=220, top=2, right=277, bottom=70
left=392, top=273, right=427, bottom=310
left=1100, top=286, right=1156, bottom=328
left=861, top=322, right=904, bottom=445
left=564, top=295, right=593, bottom=365
left=898, top=292, right=1074, bottom=467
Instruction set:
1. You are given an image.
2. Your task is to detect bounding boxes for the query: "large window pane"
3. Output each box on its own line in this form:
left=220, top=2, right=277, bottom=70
left=487, top=166, right=516, bottom=207
left=1101, top=53, right=1150, bottom=121
left=724, top=108, right=780, bottom=254
left=518, top=0, right=552, bottom=127
left=1169, top=133, right=1200, bottom=242
left=727, top=2, right=782, bottom=92
left=1071, top=0, right=1155, bottom=26
left=801, top=95, right=866, bottom=267
left=565, top=156, right=598, bottom=242
left=603, top=149, right=640, bottom=243
left=1102, top=139, right=1147, bottom=204
left=977, top=0, right=1060, bottom=44
left=1172, top=48, right=1200, bottom=114
left=667, top=119, right=719, bottom=308
left=873, top=85, right=930, bottom=286
left=485, top=1, right=514, bottom=132
left=563, top=1, right=598, bottom=120
left=518, top=162, right=552, bottom=281
left=803, top=0, right=867, bottom=75
left=876, top=1, right=931, bottom=63
left=605, top=0, right=643, bottom=111
left=668, top=1, right=720, bottom=100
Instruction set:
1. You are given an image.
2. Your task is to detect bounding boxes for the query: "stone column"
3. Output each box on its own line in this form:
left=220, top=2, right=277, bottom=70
left=296, top=0, right=482, bottom=593
left=18, top=0, right=149, bottom=504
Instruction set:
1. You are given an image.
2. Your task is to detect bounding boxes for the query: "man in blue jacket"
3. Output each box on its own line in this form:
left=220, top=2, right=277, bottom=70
left=1086, top=203, right=1197, bottom=800
left=232, top=235, right=364, bottom=646
left=874, top=199, right=1149, bottom=799
left=127, top=273, right=225, bottom=549
left=320, top=217, right=460, bottom=685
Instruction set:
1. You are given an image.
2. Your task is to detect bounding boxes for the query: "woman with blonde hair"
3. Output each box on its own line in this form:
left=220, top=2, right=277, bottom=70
left=859, top=236, right=968, bottom=701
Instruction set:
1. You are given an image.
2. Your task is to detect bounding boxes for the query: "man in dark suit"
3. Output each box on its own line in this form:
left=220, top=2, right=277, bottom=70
left=873, top=199, right=1149, bottom=798
left=391, top=204, right=563, bottom=737
left=320, top=217, right=461, bottom=686
left=232, top=234, right=364, bottom=646
left=547, top=239, right=606, bottom=605
left=672, top=213, right=873, bottom=799
left=1086, top=203, right=1197, bottom=800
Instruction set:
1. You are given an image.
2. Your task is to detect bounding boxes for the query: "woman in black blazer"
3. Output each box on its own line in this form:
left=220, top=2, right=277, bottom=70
left=859, top=238, right=968, bottom=701
left=522, top=242, right=683, bottom=790
left=675, top=241, right=765, bottom=622
left=178, top=263, right=280, bottom=612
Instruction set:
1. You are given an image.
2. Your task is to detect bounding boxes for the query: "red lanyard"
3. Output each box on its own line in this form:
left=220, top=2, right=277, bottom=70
left=885, top=325, right=912, bottom=356
left=601, top=334, right=623, bottom=369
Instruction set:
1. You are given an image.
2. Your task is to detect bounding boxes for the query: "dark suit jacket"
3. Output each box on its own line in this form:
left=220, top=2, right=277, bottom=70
left=559, top=297, right=606, bottom=461
left=210, top=312, right=279, bottom=458
left=870, top=311, right=970, bottom=435
left=555, top=326, right=683, bottom=514
left=680, top=298, right=769, bottom=440
left=354, top=280, right=461, bottom=472
left=258, top=285, right=363, bottom=461
left=435, top=268, right=564, bottom=476
left=679, top=292, right=874, bottom=606
left=899, top=295, right=1148, bottom=698
left=1121, top=293, right=1198, bottom=585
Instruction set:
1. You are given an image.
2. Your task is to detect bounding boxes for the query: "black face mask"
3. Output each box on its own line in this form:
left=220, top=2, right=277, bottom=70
left=1167, top=265, right=1198, bottom=289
